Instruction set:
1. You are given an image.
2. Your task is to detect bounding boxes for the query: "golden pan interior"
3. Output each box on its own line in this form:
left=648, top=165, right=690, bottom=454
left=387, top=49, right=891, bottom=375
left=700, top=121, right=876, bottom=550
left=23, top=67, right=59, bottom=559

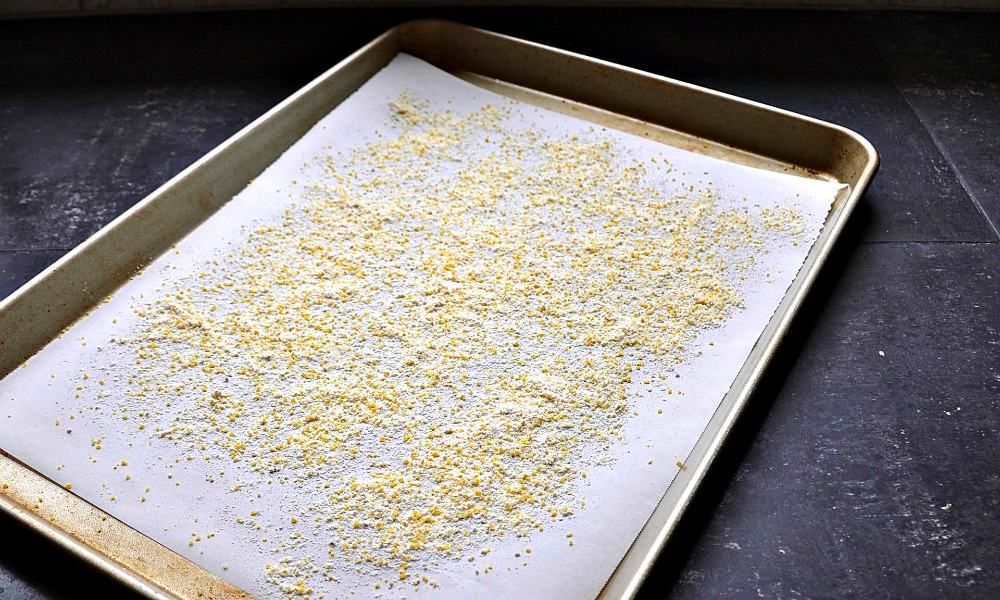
left=0, top=20, right=878, bottom=600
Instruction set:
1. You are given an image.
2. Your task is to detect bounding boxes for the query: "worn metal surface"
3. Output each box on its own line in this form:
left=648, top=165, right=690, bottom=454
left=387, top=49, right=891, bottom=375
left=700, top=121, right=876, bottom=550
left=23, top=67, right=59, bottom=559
left=0, top=452, right=251, bottom=600
left=0, top=20, right=876, bottom=599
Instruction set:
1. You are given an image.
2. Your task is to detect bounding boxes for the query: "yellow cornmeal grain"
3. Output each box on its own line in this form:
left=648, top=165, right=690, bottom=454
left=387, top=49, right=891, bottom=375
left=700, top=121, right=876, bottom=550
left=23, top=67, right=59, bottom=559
left=760, top=206, right=806, bottom=236
left=123, top=91, right=806, bottom=595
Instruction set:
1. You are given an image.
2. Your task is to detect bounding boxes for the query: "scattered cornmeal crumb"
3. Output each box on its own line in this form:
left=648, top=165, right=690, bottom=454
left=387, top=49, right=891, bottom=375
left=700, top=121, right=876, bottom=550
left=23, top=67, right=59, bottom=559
left=112, top=88, right=807, bottom=595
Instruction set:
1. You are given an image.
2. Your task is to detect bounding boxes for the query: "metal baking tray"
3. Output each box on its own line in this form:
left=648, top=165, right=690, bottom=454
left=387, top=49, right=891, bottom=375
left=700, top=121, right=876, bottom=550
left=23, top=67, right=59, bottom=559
left=0, top=19, right=878, bottom=600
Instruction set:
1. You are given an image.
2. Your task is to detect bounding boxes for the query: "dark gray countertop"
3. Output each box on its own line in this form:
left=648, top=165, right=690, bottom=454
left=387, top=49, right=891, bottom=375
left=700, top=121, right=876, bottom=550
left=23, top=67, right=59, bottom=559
left=1, top=8, right=997, bottom=599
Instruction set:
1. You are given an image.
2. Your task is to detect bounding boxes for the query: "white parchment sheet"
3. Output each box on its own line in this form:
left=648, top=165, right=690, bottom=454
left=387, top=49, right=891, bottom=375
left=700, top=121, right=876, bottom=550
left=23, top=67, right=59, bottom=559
left=0, top=55, right=841, bottom=598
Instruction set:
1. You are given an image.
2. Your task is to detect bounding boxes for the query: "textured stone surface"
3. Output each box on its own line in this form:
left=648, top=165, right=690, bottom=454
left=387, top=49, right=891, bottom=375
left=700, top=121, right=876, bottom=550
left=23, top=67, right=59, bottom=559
left=0, top=82, right=296, bottom=250
left=857, top=12, right=1000, bottom=236
left=0, top=251, right=64, bottom=297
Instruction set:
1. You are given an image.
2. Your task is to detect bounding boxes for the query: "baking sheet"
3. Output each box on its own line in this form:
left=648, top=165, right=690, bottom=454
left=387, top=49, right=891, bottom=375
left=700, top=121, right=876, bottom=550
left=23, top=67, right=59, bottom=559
left=0, top=54, right=843, bottom=598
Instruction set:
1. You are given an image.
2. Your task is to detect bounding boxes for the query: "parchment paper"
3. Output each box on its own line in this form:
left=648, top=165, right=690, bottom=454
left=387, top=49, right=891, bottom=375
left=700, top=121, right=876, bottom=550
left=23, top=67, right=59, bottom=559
left=0, top=55, right=842, bottom=598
